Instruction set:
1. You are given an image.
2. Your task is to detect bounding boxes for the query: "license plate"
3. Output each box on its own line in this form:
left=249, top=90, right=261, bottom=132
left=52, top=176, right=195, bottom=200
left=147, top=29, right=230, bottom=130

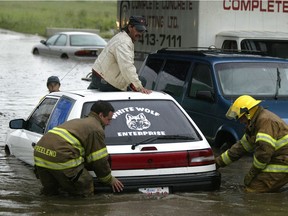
left=138, top=187, right=169, bottom=195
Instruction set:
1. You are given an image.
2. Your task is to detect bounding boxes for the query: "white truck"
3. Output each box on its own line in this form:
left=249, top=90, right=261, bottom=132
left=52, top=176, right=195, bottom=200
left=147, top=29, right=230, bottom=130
left=117, top=0, right=288, bottom=66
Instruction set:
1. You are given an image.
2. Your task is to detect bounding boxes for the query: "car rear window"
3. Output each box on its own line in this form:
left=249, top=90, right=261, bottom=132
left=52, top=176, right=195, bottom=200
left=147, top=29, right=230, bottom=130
left=82, top=100, right=202, bottom=145
left=70, top=35, right=107, bottom=46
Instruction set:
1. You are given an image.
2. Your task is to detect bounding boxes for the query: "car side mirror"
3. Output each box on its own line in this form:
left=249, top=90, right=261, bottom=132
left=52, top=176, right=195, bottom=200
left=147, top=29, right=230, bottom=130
left=40, top=40, right=47, bottom=45
left=9, top=119, right=27, bottom=129
left=196, top=90, right=215, bottom=103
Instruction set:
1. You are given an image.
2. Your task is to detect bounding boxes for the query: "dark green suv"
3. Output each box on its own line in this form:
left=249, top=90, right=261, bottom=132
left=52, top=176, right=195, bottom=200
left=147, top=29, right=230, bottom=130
left=139, top=48, right=288, bottom=150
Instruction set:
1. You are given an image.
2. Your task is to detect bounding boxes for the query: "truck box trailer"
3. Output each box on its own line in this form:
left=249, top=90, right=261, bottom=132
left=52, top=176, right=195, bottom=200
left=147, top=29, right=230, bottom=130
left=117, top=0, right=288, bottom=66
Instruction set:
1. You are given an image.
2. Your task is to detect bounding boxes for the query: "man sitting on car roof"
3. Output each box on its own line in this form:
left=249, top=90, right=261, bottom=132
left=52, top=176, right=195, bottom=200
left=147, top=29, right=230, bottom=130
left=88, top=16, right=151, bottom=94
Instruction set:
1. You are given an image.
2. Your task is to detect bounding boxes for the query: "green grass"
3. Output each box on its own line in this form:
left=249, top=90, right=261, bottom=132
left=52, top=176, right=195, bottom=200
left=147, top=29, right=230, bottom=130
left=0, top=0, right=117, bottom=38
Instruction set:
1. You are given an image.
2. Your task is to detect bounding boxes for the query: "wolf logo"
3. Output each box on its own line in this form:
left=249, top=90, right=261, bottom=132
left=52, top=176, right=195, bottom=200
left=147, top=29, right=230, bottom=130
left=126, top=113, right=151, bottom=130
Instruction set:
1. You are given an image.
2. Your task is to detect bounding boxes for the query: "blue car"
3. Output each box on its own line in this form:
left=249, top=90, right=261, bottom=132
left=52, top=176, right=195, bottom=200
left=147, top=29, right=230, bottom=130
left=139, top=48, right=288, bottom=151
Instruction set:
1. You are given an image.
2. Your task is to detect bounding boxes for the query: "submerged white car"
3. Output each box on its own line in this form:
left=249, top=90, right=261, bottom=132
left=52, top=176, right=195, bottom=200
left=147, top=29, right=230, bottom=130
left=5, top=90, right=221, bottom=193
left=32, top=31, right=107, bottom=60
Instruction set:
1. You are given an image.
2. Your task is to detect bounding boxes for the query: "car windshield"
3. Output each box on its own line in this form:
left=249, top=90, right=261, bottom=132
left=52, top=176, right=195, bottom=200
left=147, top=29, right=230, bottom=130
left=216, top=62, right=288, bottom=97
left=70, top=35, right=107, bottom=46
left=82, top=100, right=201, bottom=145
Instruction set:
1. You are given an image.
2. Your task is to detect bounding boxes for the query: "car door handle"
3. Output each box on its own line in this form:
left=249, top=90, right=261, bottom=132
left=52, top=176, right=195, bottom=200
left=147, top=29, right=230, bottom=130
left=32, top=142, right=36, bottom=148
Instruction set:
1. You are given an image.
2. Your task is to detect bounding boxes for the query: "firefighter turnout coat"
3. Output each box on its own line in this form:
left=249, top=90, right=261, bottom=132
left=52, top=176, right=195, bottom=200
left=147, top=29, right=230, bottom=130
left=34, top=111, right=113, bottom=185
left=216, top=106, right=288, bottom=192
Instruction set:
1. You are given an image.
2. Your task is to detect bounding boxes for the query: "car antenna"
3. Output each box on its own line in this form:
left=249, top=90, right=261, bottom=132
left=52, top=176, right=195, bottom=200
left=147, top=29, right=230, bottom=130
left=60, top=62, right=79, bottom=81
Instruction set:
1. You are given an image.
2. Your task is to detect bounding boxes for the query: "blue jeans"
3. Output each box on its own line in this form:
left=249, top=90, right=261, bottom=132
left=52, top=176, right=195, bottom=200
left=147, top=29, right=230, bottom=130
left=87, top=71, right=121, bottom=92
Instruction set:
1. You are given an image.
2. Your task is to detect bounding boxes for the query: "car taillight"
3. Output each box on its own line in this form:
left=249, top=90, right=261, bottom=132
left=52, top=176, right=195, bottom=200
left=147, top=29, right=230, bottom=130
left=141, top=146, right=157, bottom=151
left=188, top=148, right=215, bottom=166
left=74, top=50, right=97, bottom=57
left=109, top=149, right=216, bottom=170
left=110, top=152, right=188, bottom=170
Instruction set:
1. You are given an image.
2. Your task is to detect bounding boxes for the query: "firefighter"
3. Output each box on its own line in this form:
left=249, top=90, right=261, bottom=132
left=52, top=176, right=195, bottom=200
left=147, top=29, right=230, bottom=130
left=215, top=95, right=288, bottom=192
left=34, top=100, right=124, bottom=196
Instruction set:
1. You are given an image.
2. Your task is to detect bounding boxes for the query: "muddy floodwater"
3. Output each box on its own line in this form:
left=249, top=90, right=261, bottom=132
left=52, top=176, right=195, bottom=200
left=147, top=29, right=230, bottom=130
left=1, top=29, right=288, bottom=216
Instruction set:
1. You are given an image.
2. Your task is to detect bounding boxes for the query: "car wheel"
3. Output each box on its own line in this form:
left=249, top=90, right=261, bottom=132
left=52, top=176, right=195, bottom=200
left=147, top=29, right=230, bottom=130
left=215, top=133, right=236, bottom=155
left=219, top=141, right=233, bottom=153
left=32, top=48, right=39, bottom=55
left=60, top=54, right=69, bottom=59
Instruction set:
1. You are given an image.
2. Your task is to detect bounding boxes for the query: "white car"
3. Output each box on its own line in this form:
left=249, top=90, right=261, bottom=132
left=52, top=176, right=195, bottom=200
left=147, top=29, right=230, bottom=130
left=32, top=31, right=107, bottom=60
left=5, top=90, right=221, bottom=193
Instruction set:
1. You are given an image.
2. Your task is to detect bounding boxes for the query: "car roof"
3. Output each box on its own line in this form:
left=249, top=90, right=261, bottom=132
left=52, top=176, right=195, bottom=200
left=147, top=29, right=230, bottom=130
left=153, top=48, right=288, bottom=64
left=217, top=31, right=288, bottom=40
left=48, top=90, right=174, bottom=101
left=57, top=31, right=100, bottom=36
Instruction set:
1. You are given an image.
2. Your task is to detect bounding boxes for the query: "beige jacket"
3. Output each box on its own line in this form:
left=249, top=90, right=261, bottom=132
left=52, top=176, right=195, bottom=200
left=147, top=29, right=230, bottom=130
left=92, top=31, right=143, bottom=91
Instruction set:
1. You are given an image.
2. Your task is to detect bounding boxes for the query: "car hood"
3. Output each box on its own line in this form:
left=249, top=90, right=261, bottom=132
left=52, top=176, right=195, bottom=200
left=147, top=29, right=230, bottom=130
left=261, top=100, right=288, bottom=123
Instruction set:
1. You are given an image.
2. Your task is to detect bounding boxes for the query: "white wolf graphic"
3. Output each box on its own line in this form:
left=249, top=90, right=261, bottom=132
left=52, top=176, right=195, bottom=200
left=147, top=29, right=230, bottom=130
left=125, top=113, right=151, bottom=130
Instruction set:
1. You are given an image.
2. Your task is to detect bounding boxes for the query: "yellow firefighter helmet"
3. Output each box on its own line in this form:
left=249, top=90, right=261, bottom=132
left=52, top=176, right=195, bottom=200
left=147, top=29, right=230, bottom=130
left=226, top=95, right=261, bottom=120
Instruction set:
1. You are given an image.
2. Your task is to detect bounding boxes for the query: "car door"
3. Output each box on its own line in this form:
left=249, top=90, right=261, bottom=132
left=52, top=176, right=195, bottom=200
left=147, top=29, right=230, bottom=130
left=49, top=34, right=68, bottom=57
left=181, top=62, right=217, bottom=142
left=40, top=34, right=60, bottom=55
left=8, top=97, right=58, bottom=165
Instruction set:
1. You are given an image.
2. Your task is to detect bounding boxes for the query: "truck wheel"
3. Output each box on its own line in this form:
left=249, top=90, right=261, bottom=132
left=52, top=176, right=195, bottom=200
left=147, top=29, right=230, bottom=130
left=215, top=133, right=236, bottom=155
left=219, top=141, right=233, bottom=152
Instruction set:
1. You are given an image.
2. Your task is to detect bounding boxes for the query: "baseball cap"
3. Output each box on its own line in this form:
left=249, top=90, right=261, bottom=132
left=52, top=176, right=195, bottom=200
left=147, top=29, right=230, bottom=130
left=128, top=16, right=147, bottom=32
left=47, top=76, right=60, bottom=86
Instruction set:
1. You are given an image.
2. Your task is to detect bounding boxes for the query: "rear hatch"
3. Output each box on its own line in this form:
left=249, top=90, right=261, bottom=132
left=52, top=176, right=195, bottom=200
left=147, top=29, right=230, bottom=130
left=83, top=98, right=219, bottom=192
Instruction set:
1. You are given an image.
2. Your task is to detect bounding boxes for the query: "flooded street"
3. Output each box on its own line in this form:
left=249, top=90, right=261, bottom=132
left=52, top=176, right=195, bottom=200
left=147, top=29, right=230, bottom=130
left=1, top=29, right=288, bottom=215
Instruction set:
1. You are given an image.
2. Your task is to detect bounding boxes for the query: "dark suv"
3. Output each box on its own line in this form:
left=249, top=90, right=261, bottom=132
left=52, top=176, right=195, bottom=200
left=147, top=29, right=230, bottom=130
left=138, top=48, right=288, bottom=150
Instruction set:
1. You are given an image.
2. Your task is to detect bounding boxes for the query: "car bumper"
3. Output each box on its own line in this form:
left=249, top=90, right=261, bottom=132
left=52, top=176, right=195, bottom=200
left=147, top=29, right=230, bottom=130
left=93, top=171, right=221, bottom=193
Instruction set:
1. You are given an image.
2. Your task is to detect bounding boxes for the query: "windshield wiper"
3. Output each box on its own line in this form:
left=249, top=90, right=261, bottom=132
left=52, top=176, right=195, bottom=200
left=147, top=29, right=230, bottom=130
left=131, top=135, right=195, bottom=150
left=275, top=68, right=281, bottom=100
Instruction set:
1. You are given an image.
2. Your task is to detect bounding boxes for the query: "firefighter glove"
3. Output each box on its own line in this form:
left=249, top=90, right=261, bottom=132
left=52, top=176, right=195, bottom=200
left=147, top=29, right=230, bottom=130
left=215, top=156, right=225, bottom=169
left=244, top=165, right=261, bottom=186
left=244, top=170, right=256, bottom=186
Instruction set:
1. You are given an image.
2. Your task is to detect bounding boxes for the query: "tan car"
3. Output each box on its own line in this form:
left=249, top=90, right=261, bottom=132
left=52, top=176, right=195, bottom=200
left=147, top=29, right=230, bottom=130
left=32, top=31, right=107, bottom=60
